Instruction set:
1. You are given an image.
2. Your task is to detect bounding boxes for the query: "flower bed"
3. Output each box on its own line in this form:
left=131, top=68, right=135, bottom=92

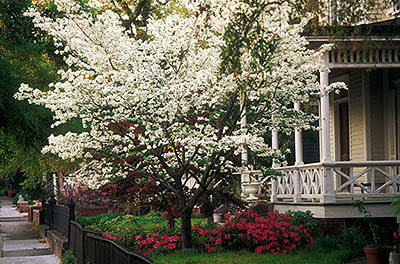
left=135, top=233, right=181, bottom=256
left=192, top=210, right=313, bottom=254
left=85, top=210, right=313, bottom=257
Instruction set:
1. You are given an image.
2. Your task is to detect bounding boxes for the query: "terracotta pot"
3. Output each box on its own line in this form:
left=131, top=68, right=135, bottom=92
left=364, top=247, right=390, bottom=264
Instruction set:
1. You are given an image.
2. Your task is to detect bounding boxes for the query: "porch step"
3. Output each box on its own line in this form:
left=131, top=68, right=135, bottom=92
left=3, top=247, right=52, bottom=257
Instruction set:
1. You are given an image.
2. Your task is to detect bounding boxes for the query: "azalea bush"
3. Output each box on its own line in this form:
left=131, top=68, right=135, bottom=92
left=192, top=210, right=313, bottom=254
left=135, top=233, right=181, bottom=257
left=285, top=210, right=321, bottom=239
left=393, top=228, right=400, bottom=253
left=102, top=231, right=117, bottom=241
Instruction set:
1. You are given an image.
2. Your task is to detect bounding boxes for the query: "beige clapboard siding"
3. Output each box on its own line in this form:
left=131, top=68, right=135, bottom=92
left=348, top=70, right=367, bottom=181
left=369, top=70, right=385, bottom=161
left=317, top=0, right=393, bottom=25
left=349, top=70, right=365, bottom=163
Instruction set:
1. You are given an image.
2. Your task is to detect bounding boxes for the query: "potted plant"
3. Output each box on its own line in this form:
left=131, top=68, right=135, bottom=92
left=353, top=201, right=391, bottom=264
left=391, top=228, right=400, bottom=264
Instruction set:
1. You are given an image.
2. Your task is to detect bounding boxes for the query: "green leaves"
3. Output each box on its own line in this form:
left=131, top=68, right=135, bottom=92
left=220, top=0, right=278, bottom=81
left=0, top=0, right=76, bottom=194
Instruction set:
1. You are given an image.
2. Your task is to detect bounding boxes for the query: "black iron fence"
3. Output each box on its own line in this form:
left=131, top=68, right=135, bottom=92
left=40, top=196, right=151, bottom=263
left=41, top=195, right=75, bottom=247
left=42, top=198, right=50, bottom=225
left=70, top=221, right=153, bottom=264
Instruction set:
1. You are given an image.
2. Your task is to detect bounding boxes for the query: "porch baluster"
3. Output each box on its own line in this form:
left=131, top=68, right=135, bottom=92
left=293, top=169, right=300, bottom=203
left=321, top=167, right=335, bottom=203
left=371, top=167, right=375, bottom=193
left=349, top=167, right=354, bottom=194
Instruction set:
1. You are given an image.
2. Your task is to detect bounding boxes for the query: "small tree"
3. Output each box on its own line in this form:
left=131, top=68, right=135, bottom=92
left=16, top=0, right=345, bottom=248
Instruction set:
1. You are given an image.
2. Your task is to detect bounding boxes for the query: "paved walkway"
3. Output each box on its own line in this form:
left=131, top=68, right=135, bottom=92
left=0, top=197, right=59, bottom=264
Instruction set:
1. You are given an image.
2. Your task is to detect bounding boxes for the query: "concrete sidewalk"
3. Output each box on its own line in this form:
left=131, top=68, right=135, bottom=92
left=0, top=197, right=59, bottom=264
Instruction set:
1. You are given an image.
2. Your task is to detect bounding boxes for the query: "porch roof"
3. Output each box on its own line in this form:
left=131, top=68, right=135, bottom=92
left=305, top=18, right=400, bottom=68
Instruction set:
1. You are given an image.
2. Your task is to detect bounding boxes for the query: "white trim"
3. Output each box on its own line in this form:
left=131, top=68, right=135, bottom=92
left=334, top=99, right=350, bottom=164
left=331, top=73, right=350, bottom=163
left=328, top=63, right=400, bottom=69
left=334, top=97, right=349, bottom=104
left=307, top=36, right=400, bottom=42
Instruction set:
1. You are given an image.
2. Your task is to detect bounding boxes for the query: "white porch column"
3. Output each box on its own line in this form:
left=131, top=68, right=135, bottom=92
left=320, top=53, right=335, bottom=203
left=272, top=130, right=279, bottom=159
left=294, top=102, right=304, bottom=165
left=241, top=111, right=248, bottom=168
left=241, top=97, right=249, bottom=183
left=271, top=128, right=278, bottom=202
left=53, top=173, right=58, bottom=198
left=320, top=70, right=331, bottom=162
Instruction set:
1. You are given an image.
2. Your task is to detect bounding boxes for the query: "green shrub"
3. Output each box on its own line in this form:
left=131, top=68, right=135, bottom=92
left=392, top=195, right=400, bottom=216
left=334, top=249, right=362, bottom=263
left=11, top=192, right=32, bottom=205
left=78, top=214, right=143, bottom=247
left=76, top=214, right=118, bottom=228
left=341, top=225, right=366, bottom=253
left=317, top=234, right=339, bottom=251
left=0, top=187, right=8, bottom=196
left=285, top=210, right=321, bottom=238
left=11, top=195, right=19, bottom=205
left=62, top=250, right=77, bottom=264
left=136, top=214, right=166, bottom=229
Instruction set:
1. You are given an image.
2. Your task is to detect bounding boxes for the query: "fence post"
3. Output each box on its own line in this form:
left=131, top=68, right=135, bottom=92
left=68, top=199, right=75, bottom=249
left=48, top=194, right=56, bottom=230
left=40, top=196, right=46, bottom=225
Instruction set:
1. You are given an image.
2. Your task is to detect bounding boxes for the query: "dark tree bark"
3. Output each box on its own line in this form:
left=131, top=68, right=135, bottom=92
left=180, top=207, right=193, bottom=249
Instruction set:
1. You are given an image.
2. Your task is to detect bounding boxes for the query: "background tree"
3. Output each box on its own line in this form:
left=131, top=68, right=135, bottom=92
left=0, top=0, right=76, bottom=197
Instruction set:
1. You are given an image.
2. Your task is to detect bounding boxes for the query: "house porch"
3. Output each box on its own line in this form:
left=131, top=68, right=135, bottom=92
left=267, top=39, right=400, bottom=218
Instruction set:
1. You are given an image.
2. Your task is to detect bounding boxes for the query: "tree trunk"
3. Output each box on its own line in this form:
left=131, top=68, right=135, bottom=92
left=180, top=208, right=193, bottom=249
left=167, top=218, right=176, bottom=231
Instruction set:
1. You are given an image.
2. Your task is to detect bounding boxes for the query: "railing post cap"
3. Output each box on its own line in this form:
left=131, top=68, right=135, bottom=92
left=48, top=194, right=56, bottom=203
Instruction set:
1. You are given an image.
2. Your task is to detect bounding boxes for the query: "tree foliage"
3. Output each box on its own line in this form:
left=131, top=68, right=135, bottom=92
left=16, top=0, right=346, bottom=248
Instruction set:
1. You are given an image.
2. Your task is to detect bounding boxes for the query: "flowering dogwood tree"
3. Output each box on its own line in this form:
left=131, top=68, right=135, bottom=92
left=16, top=0, right=344, bottom=248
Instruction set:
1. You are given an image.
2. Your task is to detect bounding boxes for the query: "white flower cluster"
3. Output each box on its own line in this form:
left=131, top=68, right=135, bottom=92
left=15, top=0, right=345, bottom=189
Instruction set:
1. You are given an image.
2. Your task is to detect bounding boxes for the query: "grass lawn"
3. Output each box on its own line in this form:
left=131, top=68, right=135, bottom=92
left=152, top=248, right=347, bottom=264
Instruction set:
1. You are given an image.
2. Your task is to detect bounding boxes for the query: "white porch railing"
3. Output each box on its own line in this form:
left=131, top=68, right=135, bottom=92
left=271, top=161, right=400, bottom=203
